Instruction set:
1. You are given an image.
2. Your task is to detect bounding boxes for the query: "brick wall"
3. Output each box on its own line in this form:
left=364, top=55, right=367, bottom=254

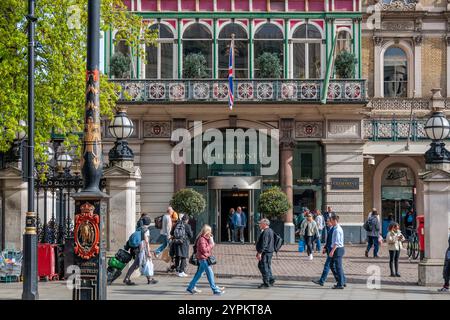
left=362, top=35, right=374, bottom=97
left=422, top=37, right=447, bottom=98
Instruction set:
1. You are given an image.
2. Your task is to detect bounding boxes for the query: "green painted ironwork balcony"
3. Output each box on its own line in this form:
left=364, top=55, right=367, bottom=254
left=110, top=79, right=367, bottom=103
left=364, top=119, right=430, bottom=142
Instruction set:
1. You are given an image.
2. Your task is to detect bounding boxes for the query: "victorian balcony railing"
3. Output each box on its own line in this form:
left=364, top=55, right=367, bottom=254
left=364, top=118, right=435, bottom=142
left=110, top=79, right=367, bottom=104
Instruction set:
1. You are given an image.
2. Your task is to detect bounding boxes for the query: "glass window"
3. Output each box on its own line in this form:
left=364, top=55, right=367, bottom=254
left=145, top=24, right=174, bottom=79
left=292, top=24, right=322, bottom=79
left=183, top=23, right=213, bottom=78
left=293, top=142, right=323, bottom=184
left=336, top=30, right=352, bottom=54
left=384, top=47, right=408, bottom=97
left=254, top=23, right=283, bottom=78
left=218, top=23, right=248, bottom=78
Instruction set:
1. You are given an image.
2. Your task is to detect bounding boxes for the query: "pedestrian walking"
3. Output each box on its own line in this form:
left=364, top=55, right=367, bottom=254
left=154, top=207, right=173, bottom=257
left=123, top=216, right=158, bottom=285
left=322, top=206, right=335, bottom=243
left=314, top=210, right=324, bottom=252
left=299, top=213, right=320, bottom=260
left=438, top=234, right=450, bottom=292
left=233, top=206, right=247, bottom=244
left=312, top=219, right=339, bottom=286
left=364, top=208, right=381, bottom=258
left=186, top=224, right=225, bottom=295
left=386, top=223, right=404, bottom=277
left=227, top=208, right=235, bottom=242
left=329, top=215, right=346, bottom=289
left=255, top=218, right=275, bottom=289
left=170, top=214, right=193, bottom=277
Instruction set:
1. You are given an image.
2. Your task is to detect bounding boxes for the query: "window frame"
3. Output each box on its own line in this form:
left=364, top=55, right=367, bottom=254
left=145, top=23, right=176, bottom=79
left=182, top=22, right=214, bottom=78
left=291, top=23, right=324, bottom=79
left=218, top=22, right=249, bottom=79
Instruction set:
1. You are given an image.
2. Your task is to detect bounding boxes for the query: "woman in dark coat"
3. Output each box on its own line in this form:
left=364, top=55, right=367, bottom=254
left=170, top=214, right=193, bottom=277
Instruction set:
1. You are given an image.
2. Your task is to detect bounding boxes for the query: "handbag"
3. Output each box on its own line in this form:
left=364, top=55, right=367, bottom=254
left=189, top=253, right=199, bottom=266
left=207, top=256, right=217, bottom=266
left=298, top=239, right=305, bottom=253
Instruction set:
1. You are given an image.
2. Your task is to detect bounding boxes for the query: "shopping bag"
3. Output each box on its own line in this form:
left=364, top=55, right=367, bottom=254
left=140, top=258, right=154, bottom=277
left=298, top=239, right=305, bottom=253
left=160, top=247, right=171, bottom=263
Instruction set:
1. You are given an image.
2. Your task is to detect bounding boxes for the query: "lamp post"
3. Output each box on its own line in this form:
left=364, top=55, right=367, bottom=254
left=22, top=0, right=38, bottom=301
left=71, top=0, right=108, bottom=300
left=424, top=111, right=450, bottom=163
left=108, top=108, right=134, bottom=165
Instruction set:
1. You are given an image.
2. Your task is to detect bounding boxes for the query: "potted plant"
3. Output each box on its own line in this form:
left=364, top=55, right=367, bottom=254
left=183, top=53, right=209, bottom=78
left=255, top=52, right=282, bottom=78
left=170, top=188, right=206, bottom=236
left=334, top=51, right=357, bottom=79
left=257, top=186, right=291, bottom=237
left=109, top=52, right=131, bottom=78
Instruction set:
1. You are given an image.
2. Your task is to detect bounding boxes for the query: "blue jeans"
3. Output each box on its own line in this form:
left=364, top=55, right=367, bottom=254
left=187, top=259, right=221, bottom=293
left=155, top=235, right=169, bottom=255
left=319, top=252, right=346, bottom=285
left=330, top=247, right=346, bottom=287
left=366, top=236, right=379, bottom=257
left=316, top=230, right=323, bottom=251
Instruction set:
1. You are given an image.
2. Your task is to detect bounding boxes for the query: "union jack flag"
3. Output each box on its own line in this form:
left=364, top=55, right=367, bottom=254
left=228, top=37, right=234, bottom=110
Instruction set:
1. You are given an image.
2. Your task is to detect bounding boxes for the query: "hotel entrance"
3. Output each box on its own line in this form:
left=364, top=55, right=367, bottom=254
left=208, top=176, right=261, bottom=243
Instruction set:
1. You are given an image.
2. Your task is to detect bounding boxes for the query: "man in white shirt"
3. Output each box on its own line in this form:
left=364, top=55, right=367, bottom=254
left=154, top=207, right=173, bottom=257
left=329, top=215, right=346, bottom=289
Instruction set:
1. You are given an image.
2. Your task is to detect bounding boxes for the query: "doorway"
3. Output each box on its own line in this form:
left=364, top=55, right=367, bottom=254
left=220, top=190, right=249, bottom=242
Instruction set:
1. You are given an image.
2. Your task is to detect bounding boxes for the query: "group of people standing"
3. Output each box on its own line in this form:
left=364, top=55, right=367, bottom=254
left=225, top=207, right=247, bottom=243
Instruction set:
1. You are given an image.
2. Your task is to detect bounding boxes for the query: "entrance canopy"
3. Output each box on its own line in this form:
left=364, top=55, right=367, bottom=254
left=208, top=176, right=262, bottom=190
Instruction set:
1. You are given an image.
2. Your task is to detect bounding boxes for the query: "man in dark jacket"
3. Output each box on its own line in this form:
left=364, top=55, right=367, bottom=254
left=438, top=235, right=450, bottom=292
left=255, top=218, right=275, bottom=289
left=170, top=214, right=193, bottom=277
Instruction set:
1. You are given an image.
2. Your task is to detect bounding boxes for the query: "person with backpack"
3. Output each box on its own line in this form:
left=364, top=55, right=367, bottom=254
left=170, top=214, right=193, bottom=277
left=186, top=224, right=225, bottom=295
left=299, top=213, right=320, bottom=260
left=123, top=216, right=158, bottom=286
left=364, top=208, right=381, bottom=258
left=255, top=218, right=278, bottom=289
left=154, top=207, right=173, bottom=257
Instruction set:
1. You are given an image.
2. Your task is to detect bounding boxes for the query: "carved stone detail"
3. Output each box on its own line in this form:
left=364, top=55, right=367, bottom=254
left=279, top=118, right=296, bottom=149
left=380, top=0, right=417, bottom=11
left=295, top=122, right=324, bottom=138
left=143, top=121, right=171, bottom=138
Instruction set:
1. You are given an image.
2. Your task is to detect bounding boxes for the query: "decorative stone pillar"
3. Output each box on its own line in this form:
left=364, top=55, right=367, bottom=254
left=103, top=164, right=141, bottom=254
left=446, top=35, right=450, bottom=98
left=279, top=118, right=295, bottom=244
left=413, top=34, right=422, bottom=97
left=0, top=167, right=27, bottom=250
left=173, top=118, right=187, bottom=192
left=373, top=36, right=383, bottom=98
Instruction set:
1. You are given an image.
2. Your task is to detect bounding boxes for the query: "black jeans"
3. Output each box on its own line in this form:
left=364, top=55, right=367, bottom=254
left=175, top=256, right=187, bottom=273
left=305, top=236, right=314, bottom=255
left=444, top=258, right=450, bottom=287
left=258, top=252, right=274, bottom=285
left=389, top=250, right=400, bottom=275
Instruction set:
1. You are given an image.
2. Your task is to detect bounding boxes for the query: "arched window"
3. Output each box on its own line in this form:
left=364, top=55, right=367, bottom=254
left=384, top=47, right=408, bottom=97
left=254, top=23, right=283, bottom=78
left=292, top=24, right=322, bottom=79
left=218, top=23, right=248, bottom=78
left=336, top=30, right=352, bottom=54
left=145, top=24, right=174, bottom=79
left=112, top=32, right=132, bottom=78
left=183, top=23, right=213, bottom=78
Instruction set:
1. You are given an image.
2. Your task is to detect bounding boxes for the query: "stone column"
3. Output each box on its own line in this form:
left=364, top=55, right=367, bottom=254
left=103, top=164, right=141, bottom=254
left=280, top=118, right=295, bottom=244
left=446, top=36, right=450, bottom=98
left=0, top=167, right=27, bottom=250
left=173, top=118, right=187, bottom=192
left=418, top=165, right=450, bottom=286
left=413, top=35, right=422, bottom=97
left=373, top=36, right=383, bottom=98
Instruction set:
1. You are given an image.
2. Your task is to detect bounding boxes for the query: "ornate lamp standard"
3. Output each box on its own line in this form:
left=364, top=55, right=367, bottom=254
left=424, top=110, right=450, bottom=163
left=71, top=0, right=108, bottom=300
left=108, top=108, right=134, bottom=165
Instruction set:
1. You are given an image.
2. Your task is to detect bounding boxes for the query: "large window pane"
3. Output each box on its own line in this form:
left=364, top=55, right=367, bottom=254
left=183, top=23, right=213, bottom=78
left=292, top=24, right=322, bottom=79
left=384, top=47, right=407, bottom=97
left=161, top=43, right=173, bottom=78
left=254, top=41, right=283, bottom=77
left=293, top=43, right=306, bottom=78
left=218, top=40, right=248, bottom=78
left=308, top=43, right=321, bottom=78
left=145, top=45, right=157, bottom=78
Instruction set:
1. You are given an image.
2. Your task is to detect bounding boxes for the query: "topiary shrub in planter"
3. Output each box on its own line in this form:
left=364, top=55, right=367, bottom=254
left=170, top=188, right=206, bottom=219
left=258, top=186, right=291, bottom=237
left=255, top=52, right=282, bottom=78
left=183, top=53, right=209, bottom=78
left=109, top=52, right=131, bottom=78
left=334, top=51, right=357, bottom=79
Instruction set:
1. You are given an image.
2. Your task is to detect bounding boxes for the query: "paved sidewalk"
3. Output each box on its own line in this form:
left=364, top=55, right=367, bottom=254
left=151, top=243, right=420, bottom=285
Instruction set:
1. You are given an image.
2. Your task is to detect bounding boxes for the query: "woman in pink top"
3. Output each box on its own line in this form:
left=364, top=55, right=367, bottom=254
left=186, top=224, right=225, bottom=295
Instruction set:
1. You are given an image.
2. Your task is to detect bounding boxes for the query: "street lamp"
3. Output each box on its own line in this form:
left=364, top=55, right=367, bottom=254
left=424, top=110, right=450, bottom=164
left=57, top=152, right=73, bottom=172
left=15, top=120, right=27, bottom=141
left=108, top=108, right=134, bottom=163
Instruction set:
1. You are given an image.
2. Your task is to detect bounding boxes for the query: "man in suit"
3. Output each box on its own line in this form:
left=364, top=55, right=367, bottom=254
left=255, top=218, right=275, bottom=289
left=329, top=215, right=346, bottom=289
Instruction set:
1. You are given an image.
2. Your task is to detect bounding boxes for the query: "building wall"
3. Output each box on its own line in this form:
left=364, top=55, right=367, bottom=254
left=422, top=37, right=447, bottom=98
left=362, top=36, right=374, bottom=98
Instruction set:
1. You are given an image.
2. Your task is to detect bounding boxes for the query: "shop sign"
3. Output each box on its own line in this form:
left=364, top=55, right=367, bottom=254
left=330, top=177, right=359, bottom=190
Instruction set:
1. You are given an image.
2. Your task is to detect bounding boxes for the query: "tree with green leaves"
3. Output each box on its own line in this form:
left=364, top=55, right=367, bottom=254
left=0, top=0, right=157, bottom=163
left=170, top=188, right=206, bottom=218
left=255, top=52, right=282, bottom=78
left=258, top=186, right=291, bottom=220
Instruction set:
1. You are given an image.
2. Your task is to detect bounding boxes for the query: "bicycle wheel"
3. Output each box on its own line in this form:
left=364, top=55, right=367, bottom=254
left=406, top=240, right=413, bottom=258
left=412, top=237, right=420, bottom=260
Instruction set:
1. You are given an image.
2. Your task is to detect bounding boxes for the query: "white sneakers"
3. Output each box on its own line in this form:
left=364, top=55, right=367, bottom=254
left=308, top=254, right=314, bottom=260
left=177, top=272, right=188, bottom=277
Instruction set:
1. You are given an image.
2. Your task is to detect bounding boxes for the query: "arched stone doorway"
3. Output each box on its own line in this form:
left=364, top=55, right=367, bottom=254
left=373, top=156, right=424, bottom=234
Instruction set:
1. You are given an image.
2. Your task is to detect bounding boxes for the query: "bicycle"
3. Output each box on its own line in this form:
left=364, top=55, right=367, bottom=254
left=406, top=227, right=420, bottom=260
